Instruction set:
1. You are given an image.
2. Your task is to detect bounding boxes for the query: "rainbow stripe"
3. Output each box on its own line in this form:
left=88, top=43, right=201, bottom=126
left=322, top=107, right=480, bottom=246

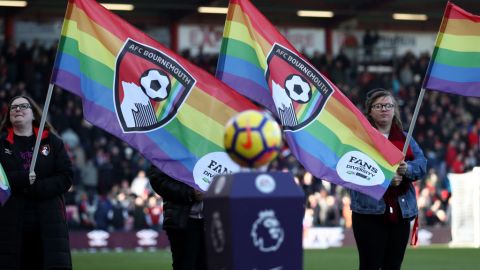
left=216, top=0, right=404, bottom=199
left=52, top=0, right=256, bottom=190
left=0, top=163, right=10, bottom=206
left=424, top=2, right=480, bottom=97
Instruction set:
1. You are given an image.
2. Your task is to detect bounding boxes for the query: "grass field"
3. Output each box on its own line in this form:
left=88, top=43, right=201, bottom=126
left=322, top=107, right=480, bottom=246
left=72, top=246, right=480, bottom=269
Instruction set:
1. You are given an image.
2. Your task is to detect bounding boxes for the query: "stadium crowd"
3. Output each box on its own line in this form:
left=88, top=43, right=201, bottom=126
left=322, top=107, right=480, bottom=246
left=1, top=39, right=478, bottom=232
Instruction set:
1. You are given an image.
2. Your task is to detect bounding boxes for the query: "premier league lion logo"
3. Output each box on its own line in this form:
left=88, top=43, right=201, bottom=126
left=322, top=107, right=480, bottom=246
left=266, top=43, right=334, bottom=131
left=114, top=39, right=196, bottom=133
left=251, top=210, right=285, bottom=252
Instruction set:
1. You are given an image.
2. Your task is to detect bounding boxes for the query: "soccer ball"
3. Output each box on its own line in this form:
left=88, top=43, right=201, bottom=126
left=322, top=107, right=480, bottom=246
left=140, top=69, right=171, bottom=101
left=284, top=74, right=311, bottom=103
left=224, top=110, right=282, bottom=168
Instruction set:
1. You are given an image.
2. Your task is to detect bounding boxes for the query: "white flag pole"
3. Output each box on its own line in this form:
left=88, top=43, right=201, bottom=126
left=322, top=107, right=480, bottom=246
left=28, top=0, right=67, bottom=179
left=29, top=83, right=55, bottom=178
left=402, top=88, right=426, bottom=154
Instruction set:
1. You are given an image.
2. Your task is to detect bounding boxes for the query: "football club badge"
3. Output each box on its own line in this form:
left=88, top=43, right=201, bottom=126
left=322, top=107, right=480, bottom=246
left=265, top=43, right=334, bottom=131
left=41, top=144, right=50, bottom=156
left=114, top=39, right=196, bottom=133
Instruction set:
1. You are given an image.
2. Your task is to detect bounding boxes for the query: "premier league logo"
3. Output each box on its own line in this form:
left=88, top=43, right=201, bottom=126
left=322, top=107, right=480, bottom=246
left=265, top=43, right=334, bottom=131
left=114, top=39, right=196, bottom=132
left=251, top=210, right=285, bottom=252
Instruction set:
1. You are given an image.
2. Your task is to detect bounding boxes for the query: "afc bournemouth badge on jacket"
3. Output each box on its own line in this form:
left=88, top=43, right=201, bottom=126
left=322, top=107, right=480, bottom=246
left=114, top=38, right=196, bottom=133
left=41, top=144, right=50, bottom=156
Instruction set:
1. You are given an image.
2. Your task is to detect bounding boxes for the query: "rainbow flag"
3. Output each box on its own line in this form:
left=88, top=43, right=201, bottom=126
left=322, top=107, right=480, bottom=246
left=51, top=0, right=257, bottom=191
left=0, top=163, right=10, bottom=206
left=423, top=2, right=480, bottom=97
left=216, top=0, right=404, bottom=199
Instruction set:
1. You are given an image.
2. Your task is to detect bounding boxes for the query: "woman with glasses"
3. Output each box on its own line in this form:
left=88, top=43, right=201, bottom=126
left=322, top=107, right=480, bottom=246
left=350, top=89, right=427, bottom=270
left=0, top=96, right=73, bottom=270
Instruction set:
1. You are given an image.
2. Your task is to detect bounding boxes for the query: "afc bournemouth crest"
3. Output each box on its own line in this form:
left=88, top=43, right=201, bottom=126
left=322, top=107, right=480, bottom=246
left=265, top=43, right=334, bottom=131
left=41, top=144, right=50, bottom=156
left=114, top=38, right=196, bottom=132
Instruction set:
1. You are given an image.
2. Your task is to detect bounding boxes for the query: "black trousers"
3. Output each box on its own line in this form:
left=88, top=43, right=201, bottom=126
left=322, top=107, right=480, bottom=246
left=21, top=228, right=42, bottom=270
left=20, top=229, right=70, bottom=270
left=352, top=212, right=411, bottom=270
left=166, top=218, right=207, bottom=270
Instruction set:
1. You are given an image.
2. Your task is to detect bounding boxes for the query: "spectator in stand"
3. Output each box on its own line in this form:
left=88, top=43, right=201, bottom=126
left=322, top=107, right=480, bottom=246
left=318, top=189, right=329, bottom=225
left=362, top=29, right=379, bottom=60
left=301, top=172, right=319, bottom=197
left=0, top=95, right=73, bottom=269
left=80, top=158, right=98, bottom=198
left=131, top=170, right=150, bottom=198
left=78, top=192, right=95, bottom=230
left=468, top=122, right=479, bottom=150
left=350, top=89, right=427, bottom=270
left=133, top=196, right=148, bottom=230
left=464, top=149, right=477, bottom=171
left=451, top=153, right=465, bottom=173
left=341, top=195, right=352, bottom=228
left=111, top=192, right=129, bottom=231
left=398, top=62, right=414, bottom=86
left=324, top=195, right=340, bottom=226
left=146, top=196, right=164, bottom=230
left=148, top=166, right=206, bottom=270
left=306, top=194, right=321, bottom=227
left=94, top=194, right=113, bottom=231
left=418, top=187, right=434, bottom=226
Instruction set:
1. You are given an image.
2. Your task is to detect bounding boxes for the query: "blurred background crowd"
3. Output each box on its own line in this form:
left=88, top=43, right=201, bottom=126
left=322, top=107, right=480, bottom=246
left=1, top=39, right=479, bottom=232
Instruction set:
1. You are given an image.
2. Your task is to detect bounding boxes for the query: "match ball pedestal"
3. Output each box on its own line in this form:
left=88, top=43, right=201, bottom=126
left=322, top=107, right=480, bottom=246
left=204, top=172, right=304, bottom=270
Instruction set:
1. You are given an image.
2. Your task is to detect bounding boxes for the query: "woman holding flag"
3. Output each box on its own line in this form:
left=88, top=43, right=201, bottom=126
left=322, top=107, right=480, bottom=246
left=0, top=96, right=73, bottom=270
left=350, top=89, right=427, bottom=270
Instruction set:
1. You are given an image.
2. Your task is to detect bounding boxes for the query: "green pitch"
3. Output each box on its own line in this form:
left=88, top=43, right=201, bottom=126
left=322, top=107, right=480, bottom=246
left=72, top=246, right=480, bottom=270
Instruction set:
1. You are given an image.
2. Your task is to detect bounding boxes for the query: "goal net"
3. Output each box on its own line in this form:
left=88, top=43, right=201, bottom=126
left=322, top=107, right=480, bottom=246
left=448, top=167, right=480, bottom=248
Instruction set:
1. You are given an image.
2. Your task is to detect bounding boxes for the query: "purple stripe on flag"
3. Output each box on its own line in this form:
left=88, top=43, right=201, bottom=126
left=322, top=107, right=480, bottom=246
left=425, top=75, right=480, bottom=97
left=286, top=136, right=387, bottom=200
left=217, top=71, right=276, bottom=112
left=52, top=69, right=84, bottom=97
left=0, top=190, right=10, bottom=206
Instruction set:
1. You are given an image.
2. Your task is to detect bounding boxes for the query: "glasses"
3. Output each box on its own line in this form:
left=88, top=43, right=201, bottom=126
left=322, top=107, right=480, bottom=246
left=10, top=103, right=31, bottom=111
left=371, top=103, right=394, bottom=111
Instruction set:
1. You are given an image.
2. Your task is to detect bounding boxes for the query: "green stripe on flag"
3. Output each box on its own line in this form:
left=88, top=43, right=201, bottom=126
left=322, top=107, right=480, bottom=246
left=220, top=38, right=264, bottom=70
left=0, top=163, right=9, bottom=189
left=60, top=36, right=114, bottom=88
left=433, top=46, right=480, bottom=68
left=164, top=118, right=224, bottom=157
left=298, top=90, right=320, bottom=122
left=157, top=79, right=181, bottom=120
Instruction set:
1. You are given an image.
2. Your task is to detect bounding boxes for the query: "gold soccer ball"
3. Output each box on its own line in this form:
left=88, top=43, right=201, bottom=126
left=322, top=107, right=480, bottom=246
left=224, top=110, right=282, bottom=168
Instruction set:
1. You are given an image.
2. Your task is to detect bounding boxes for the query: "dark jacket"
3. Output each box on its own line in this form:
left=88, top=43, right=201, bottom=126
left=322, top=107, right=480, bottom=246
left=147, top=166, right=196, bottom=230
left=0, top=129, right=73, bottom=270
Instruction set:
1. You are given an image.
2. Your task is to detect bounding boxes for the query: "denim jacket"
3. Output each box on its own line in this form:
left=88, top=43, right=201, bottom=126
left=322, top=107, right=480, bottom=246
left=350, top=136, right=427, bottom=219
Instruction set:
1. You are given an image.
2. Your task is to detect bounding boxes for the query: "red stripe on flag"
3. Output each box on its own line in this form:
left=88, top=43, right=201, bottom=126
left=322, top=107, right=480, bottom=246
left=231, top=1, right=290, bottom=49
left=70, top=0, right=131, bottom=41
left=445, top=2, right=480, bottom=22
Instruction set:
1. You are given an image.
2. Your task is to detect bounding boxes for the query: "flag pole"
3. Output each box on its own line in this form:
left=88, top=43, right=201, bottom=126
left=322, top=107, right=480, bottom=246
left=28, top=0, right=67, bottom=179
left=29, top=83, right=55, bottom=178
left=402, top=87, right=425, bottom=154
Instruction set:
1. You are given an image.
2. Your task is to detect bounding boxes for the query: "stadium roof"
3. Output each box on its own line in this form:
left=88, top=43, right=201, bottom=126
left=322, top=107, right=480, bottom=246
left=3, top=0, right=480, bottom=30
